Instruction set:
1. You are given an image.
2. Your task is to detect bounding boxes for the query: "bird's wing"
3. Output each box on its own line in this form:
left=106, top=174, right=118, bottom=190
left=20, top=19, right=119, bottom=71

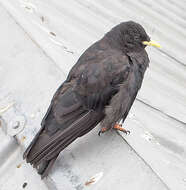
left=68, top=50, right=131, bottom=111
left=101, top=50, right=149, bottom=129
left=46, top=50, right=131, bottom=128
left=23, top=79, right=104, bottom=169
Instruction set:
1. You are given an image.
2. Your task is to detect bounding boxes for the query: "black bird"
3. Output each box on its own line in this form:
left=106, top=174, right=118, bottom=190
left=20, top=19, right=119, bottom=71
left=23, top=21, right=160, bottom=178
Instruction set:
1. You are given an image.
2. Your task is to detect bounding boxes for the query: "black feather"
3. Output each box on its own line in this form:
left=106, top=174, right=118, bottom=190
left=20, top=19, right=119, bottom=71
left=23, top=21, right=150, bottom=178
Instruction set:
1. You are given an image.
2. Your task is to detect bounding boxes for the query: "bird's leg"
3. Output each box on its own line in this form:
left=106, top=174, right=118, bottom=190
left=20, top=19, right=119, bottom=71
left=98, top=127, right=108, bottom=136
left=113, top=124, right=130, bottom=135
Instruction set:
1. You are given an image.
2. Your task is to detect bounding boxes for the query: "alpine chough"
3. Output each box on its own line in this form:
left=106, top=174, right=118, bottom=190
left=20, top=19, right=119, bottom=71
left=23, top=21, right=160, bottom=178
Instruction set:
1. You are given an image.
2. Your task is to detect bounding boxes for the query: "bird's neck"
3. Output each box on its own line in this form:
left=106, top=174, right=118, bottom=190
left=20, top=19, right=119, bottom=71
left=104, top=31, right=125, bottom=52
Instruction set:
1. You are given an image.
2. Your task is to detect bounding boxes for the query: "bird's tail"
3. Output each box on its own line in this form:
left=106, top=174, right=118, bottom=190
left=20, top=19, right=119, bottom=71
left=37, top=156, right=58, bottom=179
left=23, top=110, right=103, bottom=178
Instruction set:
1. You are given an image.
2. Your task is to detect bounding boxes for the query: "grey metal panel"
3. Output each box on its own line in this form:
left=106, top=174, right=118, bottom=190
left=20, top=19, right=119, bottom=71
left=0, top=0, right=185, bottom=189
left=1, top=0, right=186, bottom=123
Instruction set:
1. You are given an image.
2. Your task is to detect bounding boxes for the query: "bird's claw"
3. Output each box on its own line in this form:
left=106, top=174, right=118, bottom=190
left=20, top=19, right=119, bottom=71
left=113, top=124, right=130, bottom=135
left=98, top=130, right=102, bottom=136
left=98, top=127, right=108, bottom=136
left=122, top=130, right=130, bottom=135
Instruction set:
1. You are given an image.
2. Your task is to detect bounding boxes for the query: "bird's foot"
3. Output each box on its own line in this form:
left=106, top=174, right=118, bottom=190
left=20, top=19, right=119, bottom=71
left=98, top=127, right=108, bottom=136
left=113, top=124, right=130, bottom=135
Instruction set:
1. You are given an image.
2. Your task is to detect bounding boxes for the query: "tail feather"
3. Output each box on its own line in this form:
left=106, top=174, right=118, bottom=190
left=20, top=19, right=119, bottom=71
left=41, top=156, right=58, bottom=179
left=31, top=132, right=77, bottom=167
left=23, top=127, right=44, bottom=160
left=37, top=156, right=58, bottom=179
left=28, top=111, right=91, bottom=163
left=44, top=111, right=104, bottom=161
left=23, top=110, right=104, bottom=178
left=31, top=111, right=99, bottom=165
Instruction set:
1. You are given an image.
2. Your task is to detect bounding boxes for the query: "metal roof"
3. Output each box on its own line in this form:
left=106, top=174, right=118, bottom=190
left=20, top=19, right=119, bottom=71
left=0, top=0, right=186, bottom=189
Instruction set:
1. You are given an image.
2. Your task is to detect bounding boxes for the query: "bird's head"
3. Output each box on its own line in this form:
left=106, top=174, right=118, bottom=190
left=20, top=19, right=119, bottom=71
left=106, top=21, right=160, bottom=52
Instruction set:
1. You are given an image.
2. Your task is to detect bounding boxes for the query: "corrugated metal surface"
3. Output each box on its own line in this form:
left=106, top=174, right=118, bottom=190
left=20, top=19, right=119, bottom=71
left=0, top=0, right=186, bottom=189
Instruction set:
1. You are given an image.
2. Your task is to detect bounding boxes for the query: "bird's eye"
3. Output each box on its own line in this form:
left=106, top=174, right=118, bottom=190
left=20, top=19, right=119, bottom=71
left=134, top=35, right=140, bottom=41
left=125, top=34, right=133, bottom=43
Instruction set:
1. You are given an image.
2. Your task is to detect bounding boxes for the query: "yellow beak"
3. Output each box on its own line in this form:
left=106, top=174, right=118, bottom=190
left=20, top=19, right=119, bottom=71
left=142, top=40, right=161, bottom=48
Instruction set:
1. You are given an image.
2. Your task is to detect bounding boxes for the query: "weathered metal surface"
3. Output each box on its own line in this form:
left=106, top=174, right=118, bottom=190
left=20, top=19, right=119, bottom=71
left=0, top=0, right=185, bottom=189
